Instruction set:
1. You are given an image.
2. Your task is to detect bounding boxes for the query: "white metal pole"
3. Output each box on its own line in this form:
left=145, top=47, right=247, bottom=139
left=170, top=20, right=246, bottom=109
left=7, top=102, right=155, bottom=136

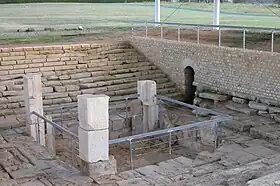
left=155, top=0, right=160, bottom=26
left=213, top=0, right=220, bottom=28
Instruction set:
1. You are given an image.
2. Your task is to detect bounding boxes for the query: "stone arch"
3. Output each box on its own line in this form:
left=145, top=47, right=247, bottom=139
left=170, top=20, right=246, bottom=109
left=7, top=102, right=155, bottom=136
left=184, top=66, right=196, bottom=104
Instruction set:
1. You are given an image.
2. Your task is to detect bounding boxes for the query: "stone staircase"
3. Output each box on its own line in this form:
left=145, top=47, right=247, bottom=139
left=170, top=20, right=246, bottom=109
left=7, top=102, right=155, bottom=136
left=0, top=42, right=183, bottom=129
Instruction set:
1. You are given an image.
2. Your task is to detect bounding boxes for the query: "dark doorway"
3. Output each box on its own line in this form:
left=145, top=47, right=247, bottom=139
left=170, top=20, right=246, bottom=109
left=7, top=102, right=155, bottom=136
left=184, top=66, right=196, bottom=104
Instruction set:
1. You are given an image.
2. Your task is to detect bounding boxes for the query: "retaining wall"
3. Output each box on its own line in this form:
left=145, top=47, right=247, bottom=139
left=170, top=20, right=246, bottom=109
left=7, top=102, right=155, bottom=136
left=0, top=41, right=181, bottom=133
left=129, top=37, right=280, bottom=106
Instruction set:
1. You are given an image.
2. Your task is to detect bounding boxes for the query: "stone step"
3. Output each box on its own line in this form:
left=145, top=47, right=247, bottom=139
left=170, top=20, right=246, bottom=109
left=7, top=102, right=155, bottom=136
left=78, top=69, right=165, bottom=84
left=79, top=76, right=170, bottom=90
left=250, top=125, right=280, bottom=141
left=225, top=101, right=257, bottom=116
left=198, top=92, right=228, bottom=102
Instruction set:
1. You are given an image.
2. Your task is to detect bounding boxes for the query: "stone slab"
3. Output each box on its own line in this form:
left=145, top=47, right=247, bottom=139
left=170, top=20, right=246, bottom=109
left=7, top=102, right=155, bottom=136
left=257, top=110, right=270, bottom=117
left=248, top=101, right=268, bottom=111
left=191, top=109, right=210, bottom=117
left=118, top=170, right=143, bottom=180
left=116, top=178, right=153, bottom=186
left=192, top=163, right=221, bottom=177
left=9, top=166, right=45, bottom=179
left=232, top=97, right=248, bottom=104
left=244, top=145, right=277, bottom=158
left=199, top=92, right=228, bottom=102
left=224, top=119, right=252, bottom=132
left=172, top=156, right=193, bottom=168
left=156, top=159, right=189, bottom=178
left=247, top=171, right=280, bottom=186
left=250, top=125, right=280, bottom=141
left=135, top=165, right=173, bottom=185
left=196, top=151, right=223, bottom=162
left=225, top=101, right=257, bottom=116
left=268, top=107, right=280, bottom=114
left=224, top=149, right=259, bottom=165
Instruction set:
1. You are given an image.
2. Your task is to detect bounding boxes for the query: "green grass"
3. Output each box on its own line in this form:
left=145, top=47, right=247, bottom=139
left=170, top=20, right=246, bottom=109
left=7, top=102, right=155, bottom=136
left=0, top=3, right=279, bottom=34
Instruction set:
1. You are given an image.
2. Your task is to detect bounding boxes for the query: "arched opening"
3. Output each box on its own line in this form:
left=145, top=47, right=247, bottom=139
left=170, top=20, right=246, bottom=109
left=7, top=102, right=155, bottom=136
left=184, top=66, right=196, bottom=104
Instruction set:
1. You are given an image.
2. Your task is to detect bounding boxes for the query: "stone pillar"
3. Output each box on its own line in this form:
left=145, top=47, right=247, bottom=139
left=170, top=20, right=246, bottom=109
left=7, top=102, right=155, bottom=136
left=46, top=116, right=56, bottom=155
left=23, top=73, right=45, bottom=146
left=137, top=80, right=158, bottom=132
left=78, top=94, right=116, bottom=179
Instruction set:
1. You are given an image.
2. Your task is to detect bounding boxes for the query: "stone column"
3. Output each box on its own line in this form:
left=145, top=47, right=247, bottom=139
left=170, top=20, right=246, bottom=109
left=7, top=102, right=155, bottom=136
left=23, top=73, right=45, bottom=146
left=78, top=94, right=116, bottom=179
left=137, top=80, right=158, bottom=132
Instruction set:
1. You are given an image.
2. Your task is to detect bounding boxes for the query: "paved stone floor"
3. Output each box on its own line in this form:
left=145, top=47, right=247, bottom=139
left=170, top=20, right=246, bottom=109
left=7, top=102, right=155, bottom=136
left=0, top=127, right=95, bottom=186
left=99, top=101, right=280, bottom=185
left=3, top=100, right=280, bottom=185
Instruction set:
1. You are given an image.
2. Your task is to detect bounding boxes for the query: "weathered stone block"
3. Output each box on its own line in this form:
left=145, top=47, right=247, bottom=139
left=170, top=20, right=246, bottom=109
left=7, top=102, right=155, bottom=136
left=54, top=86, right=66, bottom=92
left=81, top=155, right=117, bottom=179
left=225, top=101, right=257, bottom=116
left=65, top=85, right=79, bottom=91
left=232, top=97, right=248, bottom=104
left=199, top=92, right=228, bottom=102
left=78, top=127, right=109, bottom=162
left=52, top=97, right=72, bottom=104
left=3, top=55, right=25, bottom=61
left=192, top=109, right=210, bottom=117
left=268, top=106, right=280, bottom=114
left=44, top=92, right=68, bottom=99
left=3, top=90, right=23, bottom=96
left=78, top=94, right=109, bottom=130
left=9, top=69, right=24, bottom=74
left=248, top=101, right=267, bottom=111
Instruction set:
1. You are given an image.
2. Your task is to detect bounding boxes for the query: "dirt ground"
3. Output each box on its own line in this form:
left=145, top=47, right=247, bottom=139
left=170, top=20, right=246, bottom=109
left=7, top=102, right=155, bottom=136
left=134, top=27, right=280, bottom=52
left=1, top=28, right=279, bottom=53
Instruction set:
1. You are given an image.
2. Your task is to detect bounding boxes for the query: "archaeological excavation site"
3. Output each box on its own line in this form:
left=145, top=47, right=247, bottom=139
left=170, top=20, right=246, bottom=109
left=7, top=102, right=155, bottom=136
left=1, top=35, right=280, bottom=186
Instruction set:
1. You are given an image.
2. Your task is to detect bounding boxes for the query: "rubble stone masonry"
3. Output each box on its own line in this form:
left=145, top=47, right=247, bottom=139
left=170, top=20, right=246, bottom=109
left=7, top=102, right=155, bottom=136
left=129, top=37, right=280, bottom=106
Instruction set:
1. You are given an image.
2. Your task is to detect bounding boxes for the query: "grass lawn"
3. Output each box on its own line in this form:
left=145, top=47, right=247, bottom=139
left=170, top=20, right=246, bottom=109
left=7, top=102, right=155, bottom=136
left=0, top=2, right=280, bottom=33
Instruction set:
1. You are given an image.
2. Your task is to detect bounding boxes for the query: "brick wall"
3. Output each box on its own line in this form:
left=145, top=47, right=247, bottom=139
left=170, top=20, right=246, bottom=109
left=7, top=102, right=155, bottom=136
left=129, top=37, right=280, bottom=106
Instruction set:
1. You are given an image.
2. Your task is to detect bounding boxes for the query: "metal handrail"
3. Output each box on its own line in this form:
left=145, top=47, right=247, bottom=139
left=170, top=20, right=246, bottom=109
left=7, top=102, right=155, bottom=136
left=109, top=115, right=231, bottom=145
left=30, top=111, right=78, bottom=139
left=109, top=95, right=232, bottom=145
left=126, top=20, right=279, bottom=31
left=157, top=95, right=230, bottom=117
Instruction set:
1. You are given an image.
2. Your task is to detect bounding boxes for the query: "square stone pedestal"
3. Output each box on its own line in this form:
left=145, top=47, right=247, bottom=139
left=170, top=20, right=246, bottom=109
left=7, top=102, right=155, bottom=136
left=81, top=155, right=117, bottom=179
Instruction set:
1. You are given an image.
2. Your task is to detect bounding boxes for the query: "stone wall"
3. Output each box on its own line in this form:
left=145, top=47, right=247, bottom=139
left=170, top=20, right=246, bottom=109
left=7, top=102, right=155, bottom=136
left=129, top=37, right=280, bottom=106
left=0, top=43, right=127, bottom=117
left=0, top=41, right=181, bottom=130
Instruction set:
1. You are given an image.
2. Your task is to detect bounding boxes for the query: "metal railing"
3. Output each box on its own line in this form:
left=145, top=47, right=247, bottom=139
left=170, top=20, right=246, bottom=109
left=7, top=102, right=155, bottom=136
left=29, top=111, right=80, bottom=168
left=109, top=95, right=232, bottom=170
left=127, top=20, right=279, bottom=52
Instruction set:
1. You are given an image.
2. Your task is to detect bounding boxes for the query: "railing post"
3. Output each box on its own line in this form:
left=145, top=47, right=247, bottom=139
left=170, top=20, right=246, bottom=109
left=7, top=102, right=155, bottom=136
left=213, top=123, right=218, bottom=151
left=218, top=27, right=222, bottom=48
left=23, top=73, right=45, bottom=146
left=177, top=25, right=181, bottom=42
left=46, top=115, right=56, bottom=154
left=160, top=25, right=163, bottom=40
left=271, top=30, right=275, bottom=52
left=169, top=131, right=172, bottom=155
left=243, top=29, right=246, bottom=50
left=78, top=94, right=117, bottom=179
left=197, top=26, right=200, bottom=44
left=129, top=139, right=133, bottom=170
left=131, top=24, right=134, bottom=36
left=145, top=22, right=148, bottom=38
